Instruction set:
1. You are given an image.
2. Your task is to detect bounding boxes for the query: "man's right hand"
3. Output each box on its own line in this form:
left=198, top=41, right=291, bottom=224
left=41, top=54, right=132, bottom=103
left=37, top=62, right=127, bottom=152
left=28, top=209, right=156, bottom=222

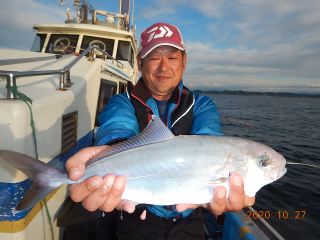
left=65, top=146, right=135, bottom=213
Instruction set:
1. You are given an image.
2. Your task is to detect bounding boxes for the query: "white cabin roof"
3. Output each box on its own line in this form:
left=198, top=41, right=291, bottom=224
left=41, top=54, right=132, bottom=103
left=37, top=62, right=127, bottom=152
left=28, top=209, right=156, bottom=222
left=34, top=23, right=135, bottom=40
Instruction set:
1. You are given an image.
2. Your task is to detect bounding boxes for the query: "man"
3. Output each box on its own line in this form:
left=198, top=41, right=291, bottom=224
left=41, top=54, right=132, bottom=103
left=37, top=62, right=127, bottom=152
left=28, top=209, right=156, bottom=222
left=65, top=22, right=255, bottom=239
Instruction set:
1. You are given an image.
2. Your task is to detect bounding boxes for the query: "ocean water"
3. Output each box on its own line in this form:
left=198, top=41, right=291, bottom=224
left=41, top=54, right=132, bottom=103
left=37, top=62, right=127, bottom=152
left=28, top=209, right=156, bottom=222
left=204, top=94, right=320, bottom=240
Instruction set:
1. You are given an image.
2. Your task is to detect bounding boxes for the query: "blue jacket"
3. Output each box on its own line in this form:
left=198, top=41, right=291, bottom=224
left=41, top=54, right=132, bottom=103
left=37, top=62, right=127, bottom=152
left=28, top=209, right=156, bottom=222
left=95, top=80, right=223, bottom=218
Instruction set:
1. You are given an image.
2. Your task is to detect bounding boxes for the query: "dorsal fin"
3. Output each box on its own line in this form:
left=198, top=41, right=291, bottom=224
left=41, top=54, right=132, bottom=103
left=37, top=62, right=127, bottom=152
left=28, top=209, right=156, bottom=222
left=86, top=115, right=174, bottom=166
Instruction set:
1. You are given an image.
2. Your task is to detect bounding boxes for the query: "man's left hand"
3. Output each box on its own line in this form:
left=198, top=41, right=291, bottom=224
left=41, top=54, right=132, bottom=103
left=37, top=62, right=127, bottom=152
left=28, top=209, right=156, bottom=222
left=175, top=173, right=255, bottom=216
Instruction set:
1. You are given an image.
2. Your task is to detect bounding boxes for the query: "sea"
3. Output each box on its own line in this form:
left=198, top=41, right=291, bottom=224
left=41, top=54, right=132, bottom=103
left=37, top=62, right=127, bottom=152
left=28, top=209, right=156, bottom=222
left=204, top=94, right=320, bottom=240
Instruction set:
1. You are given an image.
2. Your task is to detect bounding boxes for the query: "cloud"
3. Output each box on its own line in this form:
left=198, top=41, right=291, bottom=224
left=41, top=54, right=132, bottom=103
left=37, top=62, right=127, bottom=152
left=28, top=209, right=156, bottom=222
left=183, top=39, right=320, bottom=93
left=174, top=0, right=320, bottom=93
left=0, top=0, right=319, bottom=94
left=204, top=82, right=221, bottom=87
left=0, top=0, right=66, bottom=50
left=185, top=82, right=198, bottom=88
left=135, top=1, right=176, bottom=21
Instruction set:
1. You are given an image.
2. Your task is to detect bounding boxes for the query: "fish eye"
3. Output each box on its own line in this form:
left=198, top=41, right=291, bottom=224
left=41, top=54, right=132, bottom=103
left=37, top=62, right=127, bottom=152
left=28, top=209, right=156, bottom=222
left=259, top=156, right=269, bottom=167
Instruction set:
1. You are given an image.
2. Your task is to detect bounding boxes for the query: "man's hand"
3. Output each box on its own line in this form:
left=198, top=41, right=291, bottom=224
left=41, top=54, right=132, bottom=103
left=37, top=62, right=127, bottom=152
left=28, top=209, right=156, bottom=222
left=65, top=146, right=135, bottom=213
left=175, top=173, right=255, bottom=216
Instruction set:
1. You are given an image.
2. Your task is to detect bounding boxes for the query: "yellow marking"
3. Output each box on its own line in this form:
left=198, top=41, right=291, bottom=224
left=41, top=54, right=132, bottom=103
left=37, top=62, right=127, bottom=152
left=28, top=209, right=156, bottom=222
left=236, top=165, right=243, bottom=171
left=239, top=226, right=252, bottom=239
left=0, top=187, right=60, bottom=233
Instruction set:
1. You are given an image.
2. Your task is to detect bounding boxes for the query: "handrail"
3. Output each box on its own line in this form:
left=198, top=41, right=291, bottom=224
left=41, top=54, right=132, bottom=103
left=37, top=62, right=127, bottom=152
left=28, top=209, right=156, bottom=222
left=64, top=46, right=91, bottom=70
left=0, top=55, right=62, bottom=66
left=90, top=46, right=124, bottom=68
left=14, top=69, right=65, bottom=77
left=0, top=45, right=126, bottom=100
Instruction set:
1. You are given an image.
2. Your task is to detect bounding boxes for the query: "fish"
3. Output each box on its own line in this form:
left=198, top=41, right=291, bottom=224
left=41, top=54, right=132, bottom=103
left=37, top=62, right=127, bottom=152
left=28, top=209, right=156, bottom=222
left=0, top=115, right=287, bottom=212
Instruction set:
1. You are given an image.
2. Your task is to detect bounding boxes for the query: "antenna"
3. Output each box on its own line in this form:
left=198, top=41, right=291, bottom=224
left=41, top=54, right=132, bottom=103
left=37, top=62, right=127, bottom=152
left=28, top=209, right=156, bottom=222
left=56, top=0, right=68, bottom=7
left=131, top=0, right=134, bottom=30
left=69, top=0, right=84, bottom=23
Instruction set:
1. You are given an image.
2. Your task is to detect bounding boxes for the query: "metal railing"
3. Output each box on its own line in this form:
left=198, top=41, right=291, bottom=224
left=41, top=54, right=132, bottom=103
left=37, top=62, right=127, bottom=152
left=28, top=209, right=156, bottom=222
left=0, top=45, right=124, bottom=100
left=0, top=55, right=62, bottom=66
left=89, top=46, right=124, bottom=68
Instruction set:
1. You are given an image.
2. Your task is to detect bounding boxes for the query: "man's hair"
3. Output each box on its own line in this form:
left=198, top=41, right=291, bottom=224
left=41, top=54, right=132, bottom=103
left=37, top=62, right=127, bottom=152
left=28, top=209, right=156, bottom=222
left=139, top=50, right=185, bottom=68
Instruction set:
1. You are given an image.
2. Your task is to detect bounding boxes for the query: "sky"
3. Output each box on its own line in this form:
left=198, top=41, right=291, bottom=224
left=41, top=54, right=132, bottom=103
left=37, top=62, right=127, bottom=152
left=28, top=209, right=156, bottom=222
left=0, top=0, right=320, bottom=94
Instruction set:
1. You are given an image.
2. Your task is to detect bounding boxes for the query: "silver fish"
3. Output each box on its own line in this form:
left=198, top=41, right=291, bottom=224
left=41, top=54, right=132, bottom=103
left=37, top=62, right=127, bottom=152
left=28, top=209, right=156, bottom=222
left=0, top=115, right=287, bottom=212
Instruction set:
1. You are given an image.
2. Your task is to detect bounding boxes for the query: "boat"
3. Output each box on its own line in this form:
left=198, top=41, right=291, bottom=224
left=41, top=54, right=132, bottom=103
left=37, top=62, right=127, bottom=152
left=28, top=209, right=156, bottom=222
left=0, top=1, right=284, bottom=239
left=0, top=0, right=138, bottom=239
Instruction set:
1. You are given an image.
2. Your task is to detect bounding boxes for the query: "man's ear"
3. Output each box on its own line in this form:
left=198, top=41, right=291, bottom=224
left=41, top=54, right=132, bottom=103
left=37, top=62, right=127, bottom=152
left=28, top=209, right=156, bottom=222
left=137, top=54, right=142, bottom=71
left=182, top=52, right=187, bottom=71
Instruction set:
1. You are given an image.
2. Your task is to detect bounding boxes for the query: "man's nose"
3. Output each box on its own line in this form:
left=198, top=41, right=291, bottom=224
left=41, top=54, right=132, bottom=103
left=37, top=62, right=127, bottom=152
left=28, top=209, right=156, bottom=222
left=159, top=57, right=169, bottom=71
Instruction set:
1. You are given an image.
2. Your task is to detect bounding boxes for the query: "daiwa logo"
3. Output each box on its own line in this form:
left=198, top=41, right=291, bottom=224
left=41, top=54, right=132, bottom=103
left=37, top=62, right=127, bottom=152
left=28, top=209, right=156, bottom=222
left=147, top=26, right=173, bottom=42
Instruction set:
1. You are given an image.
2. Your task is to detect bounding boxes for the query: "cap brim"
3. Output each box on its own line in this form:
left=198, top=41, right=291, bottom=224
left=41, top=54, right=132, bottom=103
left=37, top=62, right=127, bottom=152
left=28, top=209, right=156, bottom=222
left=140, top=40, right=185, bottom=59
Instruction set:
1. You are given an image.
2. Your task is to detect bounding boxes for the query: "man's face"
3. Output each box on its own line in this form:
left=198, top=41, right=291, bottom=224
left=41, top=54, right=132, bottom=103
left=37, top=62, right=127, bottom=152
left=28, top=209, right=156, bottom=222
left=137, top=45, right=187, bottom=101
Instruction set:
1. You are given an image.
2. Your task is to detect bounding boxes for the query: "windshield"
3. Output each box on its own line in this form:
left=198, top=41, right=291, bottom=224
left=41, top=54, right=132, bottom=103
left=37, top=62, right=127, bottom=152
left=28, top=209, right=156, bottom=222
left=31, top=34, right=47, bottom=52
left=45, top=34, right=79, bottom=54
left=116, top=40, right=134, bottom=66
left=80, top=35, right=115, bottom=57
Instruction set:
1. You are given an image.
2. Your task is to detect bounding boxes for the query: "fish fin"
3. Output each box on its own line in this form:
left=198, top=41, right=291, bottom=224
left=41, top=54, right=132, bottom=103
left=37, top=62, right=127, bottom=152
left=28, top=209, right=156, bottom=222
left=204, top=177, right=228, bottom=186
left=87, top=115, right=174, bottom=165
left=0, top=150, right=66, bottom=212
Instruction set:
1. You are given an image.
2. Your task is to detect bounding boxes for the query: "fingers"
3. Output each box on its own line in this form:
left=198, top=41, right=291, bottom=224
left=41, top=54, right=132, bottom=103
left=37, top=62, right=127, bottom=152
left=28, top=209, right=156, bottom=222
left=117, top=200, right=135, bottom=213
left=66, top=145, right=107, bottom=203
left=81, top=174, right=116, bottom=211
left=176, top=203, right=190, bottom=212
left=208, top=186, right=227, bottom=216
left=98, top=176, right=127, bottom=212
left=66, top=145, right=107, bottom=181
left=69, top=175, right=104, bottom=202
left=244, top=195, right=256, bottom=208
left=65, top=146, right=131, bottom=213
left=175, top=203, right=200, bottom=212
left=140, top=210, right=147, bottom=220
left=207, top=173, right=255, bottom=216
left=225, top=173, right=246, bottom=212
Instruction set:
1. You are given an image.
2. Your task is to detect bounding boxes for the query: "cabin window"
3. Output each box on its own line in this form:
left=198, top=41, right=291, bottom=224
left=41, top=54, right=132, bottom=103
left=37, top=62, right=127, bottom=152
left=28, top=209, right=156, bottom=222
left=116, top=40, right=134, bottom=66
left=80, top=35, right=115, bottom=57
left=45, top=34, right=79, bottom=54
left=116, top=41, right=135, bottom=67
left=31, top=34, right=47, bottom=52
left=119, top=82, right=127, bottom=93
left=130, top=47, right=135, bottom=67
left=95, top=79, right=117, bottom=126
left=61, top=111, right=78, bottom=156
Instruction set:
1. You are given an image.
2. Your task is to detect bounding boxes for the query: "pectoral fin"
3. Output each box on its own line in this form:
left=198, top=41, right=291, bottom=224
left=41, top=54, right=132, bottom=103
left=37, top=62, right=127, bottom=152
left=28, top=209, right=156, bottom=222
left=204, top=177, right=228, bottom=186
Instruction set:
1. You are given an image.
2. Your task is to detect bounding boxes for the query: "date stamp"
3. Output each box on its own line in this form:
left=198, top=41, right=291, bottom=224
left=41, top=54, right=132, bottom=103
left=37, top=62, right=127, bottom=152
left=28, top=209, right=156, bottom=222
left=247, top=210, right=306, bottom=219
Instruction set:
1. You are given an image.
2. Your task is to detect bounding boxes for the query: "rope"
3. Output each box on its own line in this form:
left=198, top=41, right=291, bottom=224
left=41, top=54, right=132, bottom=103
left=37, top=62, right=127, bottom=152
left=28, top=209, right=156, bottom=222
left=220, top=117, right=261, bottom=134
left=43, top=197, right=54, bottom=240
left=6, top=85, right=38, bottom=159
left=6, top=85, right=54, bottom=240
left=286, top=162, right=320, bottom=168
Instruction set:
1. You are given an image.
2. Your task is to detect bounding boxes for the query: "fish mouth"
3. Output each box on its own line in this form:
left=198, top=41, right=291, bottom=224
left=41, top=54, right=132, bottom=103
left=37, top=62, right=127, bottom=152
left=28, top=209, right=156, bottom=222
left=277, top=167, right=287, bottom=179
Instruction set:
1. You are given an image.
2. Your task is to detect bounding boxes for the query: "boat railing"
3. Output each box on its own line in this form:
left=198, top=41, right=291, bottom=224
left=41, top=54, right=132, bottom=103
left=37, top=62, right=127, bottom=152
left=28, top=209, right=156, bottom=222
left=0, top=45, right=124, bottom=100
left=0, top=55, right=63, bottom=66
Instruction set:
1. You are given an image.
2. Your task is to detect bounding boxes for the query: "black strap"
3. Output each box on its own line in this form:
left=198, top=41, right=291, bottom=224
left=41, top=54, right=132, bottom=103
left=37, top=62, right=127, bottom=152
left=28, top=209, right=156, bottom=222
left=171, top=86, right=194, bottom=135
left=128, top=81, right=194, bottom=135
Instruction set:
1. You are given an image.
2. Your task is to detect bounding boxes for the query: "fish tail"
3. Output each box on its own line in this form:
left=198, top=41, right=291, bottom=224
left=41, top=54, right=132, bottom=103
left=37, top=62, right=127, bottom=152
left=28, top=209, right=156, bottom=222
left=0, top=150, right=67, bottom=212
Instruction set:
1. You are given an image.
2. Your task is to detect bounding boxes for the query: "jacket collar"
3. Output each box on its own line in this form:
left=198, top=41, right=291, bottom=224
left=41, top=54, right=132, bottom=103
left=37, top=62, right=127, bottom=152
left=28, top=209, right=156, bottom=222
left=131, top=77, right=183, bottom=104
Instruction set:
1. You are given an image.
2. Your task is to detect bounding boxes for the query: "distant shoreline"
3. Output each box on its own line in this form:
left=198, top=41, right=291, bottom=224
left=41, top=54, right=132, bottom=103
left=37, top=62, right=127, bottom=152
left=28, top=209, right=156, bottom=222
left=193, top=90, right=320, bottom=98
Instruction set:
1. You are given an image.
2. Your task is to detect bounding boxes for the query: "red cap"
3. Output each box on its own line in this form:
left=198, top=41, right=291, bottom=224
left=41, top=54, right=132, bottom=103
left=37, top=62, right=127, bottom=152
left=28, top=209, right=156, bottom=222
left=139, top=22, right=185, bottom=59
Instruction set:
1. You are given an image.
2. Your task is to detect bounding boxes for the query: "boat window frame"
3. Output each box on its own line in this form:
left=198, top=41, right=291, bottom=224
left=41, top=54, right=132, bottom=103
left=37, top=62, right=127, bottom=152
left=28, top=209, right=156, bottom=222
left=45, top=34, right=80, bottom=55
left=80, top=35, right=115, bottom=57
left=30, top=33, right=47, bottom=53
left=116, top=40, right=134, bottom=67
left=94, top=79, right=118, bottom=127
